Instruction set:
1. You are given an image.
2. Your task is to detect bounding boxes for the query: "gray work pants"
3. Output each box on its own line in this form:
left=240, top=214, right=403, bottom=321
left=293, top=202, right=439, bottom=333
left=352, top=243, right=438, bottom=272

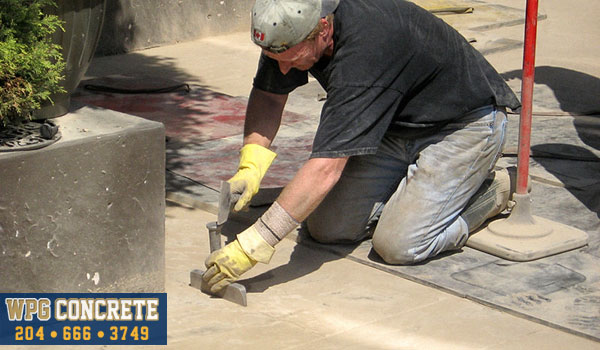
left=306, top=106, right=507, bottom=264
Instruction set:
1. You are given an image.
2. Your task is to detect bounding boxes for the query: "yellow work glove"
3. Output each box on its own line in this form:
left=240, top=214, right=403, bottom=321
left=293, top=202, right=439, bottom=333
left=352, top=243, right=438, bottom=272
left=203, top=226, right=275, bottom=293
left=228, top=144, right=277, bottom=212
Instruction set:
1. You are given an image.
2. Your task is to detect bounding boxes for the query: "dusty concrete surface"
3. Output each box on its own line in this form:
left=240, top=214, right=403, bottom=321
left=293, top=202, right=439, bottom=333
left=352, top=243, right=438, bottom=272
left=164, top=203, right=600, bottom=350
left=167, top=203, right=600, bottom=349
left=7, top=202, right=598, bottom=349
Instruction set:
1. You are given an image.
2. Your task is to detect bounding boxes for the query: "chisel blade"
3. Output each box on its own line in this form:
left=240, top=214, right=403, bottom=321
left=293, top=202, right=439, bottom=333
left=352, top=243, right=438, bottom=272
left=190, top=269, right=247, bottom=307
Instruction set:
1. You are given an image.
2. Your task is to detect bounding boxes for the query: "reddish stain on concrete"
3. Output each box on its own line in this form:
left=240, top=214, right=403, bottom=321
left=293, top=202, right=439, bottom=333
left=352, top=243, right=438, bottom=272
left=73, top=86, right=314, bottom=190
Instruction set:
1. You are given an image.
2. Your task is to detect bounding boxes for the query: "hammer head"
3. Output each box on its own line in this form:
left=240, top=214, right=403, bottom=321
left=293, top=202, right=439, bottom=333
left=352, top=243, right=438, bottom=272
left=217, top=181, right=232, bottom=226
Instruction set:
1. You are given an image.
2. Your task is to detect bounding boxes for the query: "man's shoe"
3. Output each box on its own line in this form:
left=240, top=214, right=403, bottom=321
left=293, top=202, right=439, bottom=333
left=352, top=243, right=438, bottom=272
left=461, top=166, right=530, bottom=233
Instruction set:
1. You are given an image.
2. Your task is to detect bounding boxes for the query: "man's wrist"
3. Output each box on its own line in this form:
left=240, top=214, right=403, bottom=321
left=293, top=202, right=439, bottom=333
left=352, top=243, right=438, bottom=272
left=254, top=201, right=300, bottom=246
left=237, top=226, right=275, bottom=264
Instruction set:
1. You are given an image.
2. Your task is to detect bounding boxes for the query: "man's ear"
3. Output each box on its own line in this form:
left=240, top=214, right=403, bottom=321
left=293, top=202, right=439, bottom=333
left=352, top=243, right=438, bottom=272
left=319, top=17, right=331, bottom=38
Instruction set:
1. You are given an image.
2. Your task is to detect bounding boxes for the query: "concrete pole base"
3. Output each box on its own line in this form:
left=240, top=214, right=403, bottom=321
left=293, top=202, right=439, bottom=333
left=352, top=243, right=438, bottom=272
left=466, top=193, right=589, bottom=261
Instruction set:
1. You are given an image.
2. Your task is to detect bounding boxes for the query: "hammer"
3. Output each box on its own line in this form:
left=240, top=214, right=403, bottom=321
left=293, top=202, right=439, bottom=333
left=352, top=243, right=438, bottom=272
left=190, top=181, right=248, bottom=306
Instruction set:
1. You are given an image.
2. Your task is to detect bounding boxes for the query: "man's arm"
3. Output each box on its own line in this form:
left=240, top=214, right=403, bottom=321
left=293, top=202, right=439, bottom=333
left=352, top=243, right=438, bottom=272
left=278, top=156, right=348, bottom=222
left=244, top=86, right=347, bottom=220
left=203, top=96, right=349, bottom=292
left=225, top=87, right=288, bottom=212
left=243, top=87, right=288, bottom=147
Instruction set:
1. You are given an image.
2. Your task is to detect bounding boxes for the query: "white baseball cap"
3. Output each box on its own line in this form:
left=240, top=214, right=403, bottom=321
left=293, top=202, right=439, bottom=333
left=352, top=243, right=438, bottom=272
left=251, top=0, right=339, bottom=53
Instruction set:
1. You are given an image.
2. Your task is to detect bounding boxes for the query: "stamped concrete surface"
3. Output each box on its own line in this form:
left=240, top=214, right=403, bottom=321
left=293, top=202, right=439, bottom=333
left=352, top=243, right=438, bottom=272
left=163, top=203, right=600, bottom=350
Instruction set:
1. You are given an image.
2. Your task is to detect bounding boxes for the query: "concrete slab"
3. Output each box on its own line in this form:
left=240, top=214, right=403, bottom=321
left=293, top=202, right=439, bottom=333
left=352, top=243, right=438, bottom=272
left=157, top=203, right=600, bottom=349
left=5, top=202, right=599, bottom=349
left=0, top=104, right=165, bottom=293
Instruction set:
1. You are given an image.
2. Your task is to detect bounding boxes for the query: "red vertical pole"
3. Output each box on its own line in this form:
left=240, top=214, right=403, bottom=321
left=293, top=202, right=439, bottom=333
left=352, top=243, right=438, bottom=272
left=517, top=0, right=539, bottom=194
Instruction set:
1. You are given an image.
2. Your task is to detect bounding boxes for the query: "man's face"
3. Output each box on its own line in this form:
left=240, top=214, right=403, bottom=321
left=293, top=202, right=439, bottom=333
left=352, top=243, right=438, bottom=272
left=263, top=39, right=322, bottom=75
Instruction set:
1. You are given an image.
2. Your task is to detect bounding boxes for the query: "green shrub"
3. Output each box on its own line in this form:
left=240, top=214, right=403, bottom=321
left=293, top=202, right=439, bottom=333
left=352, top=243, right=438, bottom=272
left=0, top=0, right=65, bottom=127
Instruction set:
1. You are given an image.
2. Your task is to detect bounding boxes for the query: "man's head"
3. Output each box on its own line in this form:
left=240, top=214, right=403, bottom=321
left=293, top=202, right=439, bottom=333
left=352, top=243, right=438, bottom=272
left=251, top=0, right=338, bottom=74
left=251, top=0, right=339, bottom=52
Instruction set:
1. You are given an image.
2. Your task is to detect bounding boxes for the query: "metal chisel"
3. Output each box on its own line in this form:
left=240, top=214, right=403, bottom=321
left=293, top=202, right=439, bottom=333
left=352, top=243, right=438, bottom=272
left=190, top=181, right=247, bottom=306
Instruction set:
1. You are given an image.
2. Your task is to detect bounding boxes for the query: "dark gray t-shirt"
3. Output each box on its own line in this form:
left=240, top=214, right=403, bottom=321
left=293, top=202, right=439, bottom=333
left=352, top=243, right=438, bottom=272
left=253, top=0, right=521, bottom=158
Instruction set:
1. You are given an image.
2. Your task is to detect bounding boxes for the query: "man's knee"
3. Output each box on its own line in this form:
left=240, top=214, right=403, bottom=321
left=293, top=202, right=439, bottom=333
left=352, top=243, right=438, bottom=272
left=372, top=225, right=465, bottom=265
left=372, top=237, right=418, bottom=265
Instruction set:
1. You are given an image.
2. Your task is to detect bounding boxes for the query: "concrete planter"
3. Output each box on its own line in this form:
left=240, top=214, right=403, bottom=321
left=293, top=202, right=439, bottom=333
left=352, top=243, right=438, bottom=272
left=34, top=0, right=107, bottom=120
left=0, top=105, right=165, bottom=292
